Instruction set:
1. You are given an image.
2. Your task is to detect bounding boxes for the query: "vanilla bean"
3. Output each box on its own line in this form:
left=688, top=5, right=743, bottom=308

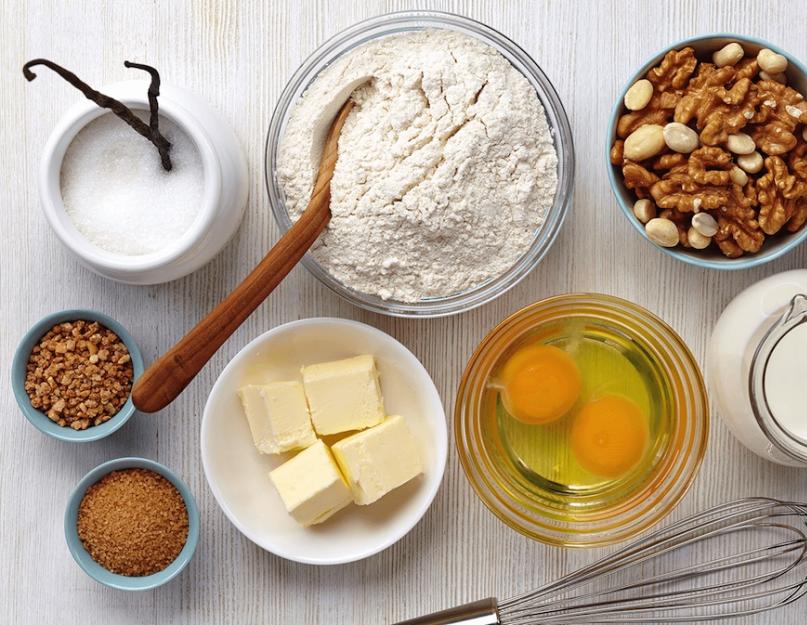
left=123, top=60, right=172, bottom=171
left=23, top=58, right=172, bottom=171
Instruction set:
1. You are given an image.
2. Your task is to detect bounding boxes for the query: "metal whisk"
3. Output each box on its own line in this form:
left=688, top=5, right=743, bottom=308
left=394, top=498, right=807, bottom=624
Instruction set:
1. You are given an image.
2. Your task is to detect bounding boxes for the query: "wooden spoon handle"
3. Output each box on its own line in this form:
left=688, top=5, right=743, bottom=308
left=131, top=201, right=329, bottom=412
left=132, top=100, right=353, bottom=413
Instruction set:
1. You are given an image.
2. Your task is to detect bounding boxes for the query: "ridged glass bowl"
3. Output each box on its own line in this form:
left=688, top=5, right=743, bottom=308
left=265, top=10, right=574, bottom=317
left=455, top=294, right=709, bottom=547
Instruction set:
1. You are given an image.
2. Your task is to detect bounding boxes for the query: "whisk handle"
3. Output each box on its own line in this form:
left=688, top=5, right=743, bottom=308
left=392, top=598, right=500, bottom=625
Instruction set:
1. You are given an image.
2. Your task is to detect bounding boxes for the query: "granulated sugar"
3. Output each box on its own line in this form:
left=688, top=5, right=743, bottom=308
left=76, top=468, right=189, bottom=576
left=60, top=111, right=204, bottom=256
left=278, top=30, right=558, bottom=303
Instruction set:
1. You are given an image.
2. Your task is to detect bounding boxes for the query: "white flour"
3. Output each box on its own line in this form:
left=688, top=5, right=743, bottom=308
left=277, top=30, right=558, bottom=302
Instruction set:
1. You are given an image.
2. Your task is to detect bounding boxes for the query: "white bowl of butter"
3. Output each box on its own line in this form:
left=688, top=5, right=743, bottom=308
left=201, top=318, right=448, bottom=565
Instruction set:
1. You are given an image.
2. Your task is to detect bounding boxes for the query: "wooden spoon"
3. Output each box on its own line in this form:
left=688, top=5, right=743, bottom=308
left=132, top=100, right=355, bottom=413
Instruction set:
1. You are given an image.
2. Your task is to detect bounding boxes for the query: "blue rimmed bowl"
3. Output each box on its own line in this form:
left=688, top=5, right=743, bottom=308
left=11, top=309, right=144, bottom=442
left=64, top=457, right=200, bottom=590
left=606, top=33, right=807, bottom=270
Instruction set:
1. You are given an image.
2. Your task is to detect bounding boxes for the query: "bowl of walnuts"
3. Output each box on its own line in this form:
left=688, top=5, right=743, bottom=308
left=607, top=34, right=807, bottom=269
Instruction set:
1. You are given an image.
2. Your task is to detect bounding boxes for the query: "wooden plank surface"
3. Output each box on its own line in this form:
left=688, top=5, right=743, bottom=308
left=2, top=1, right=807, bottom=623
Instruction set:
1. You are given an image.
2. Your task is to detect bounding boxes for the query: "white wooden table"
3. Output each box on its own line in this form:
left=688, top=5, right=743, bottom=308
left=2, top=1, right=807, bottom=623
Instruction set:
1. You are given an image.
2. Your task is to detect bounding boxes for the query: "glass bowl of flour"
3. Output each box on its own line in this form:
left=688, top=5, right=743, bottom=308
left=265, top=11, right=574, bottom=317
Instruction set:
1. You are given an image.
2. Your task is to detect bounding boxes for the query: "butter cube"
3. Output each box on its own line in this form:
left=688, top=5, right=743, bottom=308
left=269, top=440, right=353, bottom=526
left=331, top=415, right=423, bottom=505
left=237, top=381, right=316, bottom=454
left=301, top=355, right=385, bottom=435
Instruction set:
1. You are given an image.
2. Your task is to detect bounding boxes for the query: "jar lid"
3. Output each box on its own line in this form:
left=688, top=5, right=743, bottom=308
left=750, top=294, right=807, bottom=463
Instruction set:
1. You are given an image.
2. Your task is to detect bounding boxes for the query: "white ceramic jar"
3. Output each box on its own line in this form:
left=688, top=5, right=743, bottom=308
left=708, top=270, right=807, bottom=467
left=38, top=80, right=248, bottom=284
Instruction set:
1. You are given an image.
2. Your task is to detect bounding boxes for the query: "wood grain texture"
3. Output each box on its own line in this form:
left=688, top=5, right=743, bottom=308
left=1, top=1, right=806, bottom=623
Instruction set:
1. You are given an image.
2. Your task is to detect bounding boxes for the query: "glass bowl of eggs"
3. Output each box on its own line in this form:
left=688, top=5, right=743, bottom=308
left=455, top=293, right=709, bottom=547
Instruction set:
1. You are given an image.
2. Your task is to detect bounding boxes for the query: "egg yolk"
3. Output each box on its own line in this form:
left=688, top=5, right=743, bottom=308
left=499, top=344, right=582, bottom=424
left=570, top=394, right=648, bottom=478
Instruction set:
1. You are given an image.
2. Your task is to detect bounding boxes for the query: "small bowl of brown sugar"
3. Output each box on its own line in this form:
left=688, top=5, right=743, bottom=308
left=11, top=309, right=144, bottom=442
left=64, top=457, right=200, bottom=590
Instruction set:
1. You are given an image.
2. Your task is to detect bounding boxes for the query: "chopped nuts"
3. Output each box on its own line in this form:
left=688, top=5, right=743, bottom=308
left=757, top=48, right=788, bottom=74
left=645, top=218, right=679, bottom=247
left=24, top=320, right=133, bottom=429
left=726, top=132, right=756, bottom=155
left=624, top=124, right=666, bottom=161
left=624, top=79, right=654, bottom=111
left=737, top=151, right=764, bottom=173
left=713, top=42, right=744, bottom=67
left=692, top=212, right=719, bottom=237
left=687, top=226, right=712, bottom=249
left=633, top=199, right=656, bottom=224
left=663, top=122, right=699, bottom=153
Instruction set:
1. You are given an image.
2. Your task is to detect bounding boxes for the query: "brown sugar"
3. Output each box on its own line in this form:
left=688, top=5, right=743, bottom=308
left=77, top=468, right=189, bottom=576
left=24, top=320, right=133, bottom=429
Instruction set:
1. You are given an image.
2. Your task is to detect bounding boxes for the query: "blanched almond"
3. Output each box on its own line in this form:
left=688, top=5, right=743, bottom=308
left=692, top=213, right=719, bottom=237
left=687, top=227, right=712, bottom=249
left=727, top=133, right=756, bottom=155
left=633, top=199, right=656, bottom=224
left=713, top=42, right=744, bottom=67
left=646, top=218, right=679, bottom=247
left=757, top=48, right=788, bottom=74
left=624, top=79, right=654, bottom=111
left=663, top=122, right=698, bottom=153
left=624, top=124, right=665, bottom=161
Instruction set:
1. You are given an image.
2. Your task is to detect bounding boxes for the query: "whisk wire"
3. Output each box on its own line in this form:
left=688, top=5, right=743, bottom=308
left=504, top=536, right=806, bottom=619
left=503, top=569, right=807, bottom=620
left=504, top=499, right=785, bottom=606
left=497, top=498, right=807, bottom=624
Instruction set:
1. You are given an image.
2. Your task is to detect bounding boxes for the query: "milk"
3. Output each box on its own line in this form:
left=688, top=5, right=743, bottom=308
left=764, top=323, right=807, bottom=442
left=60, top=111, right=204, bottom=256
left=708, top=270, right=807, bottom=466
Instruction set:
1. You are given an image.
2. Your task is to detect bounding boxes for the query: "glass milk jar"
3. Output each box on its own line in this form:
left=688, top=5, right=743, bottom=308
left=708, top=270, right=807, bottom=467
